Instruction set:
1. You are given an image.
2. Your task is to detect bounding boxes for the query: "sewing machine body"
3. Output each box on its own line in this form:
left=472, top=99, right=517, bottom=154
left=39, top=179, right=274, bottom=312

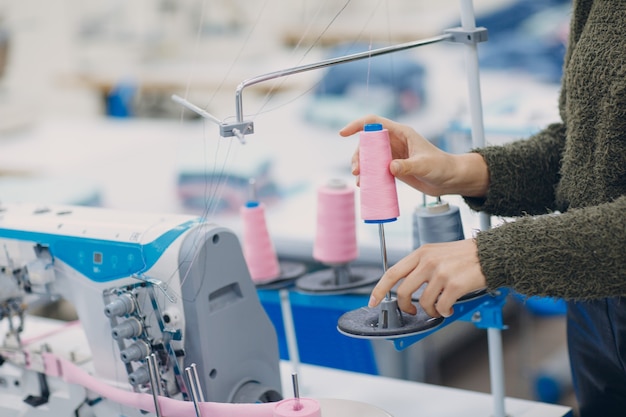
left=0, top=202, right=282, bottom=416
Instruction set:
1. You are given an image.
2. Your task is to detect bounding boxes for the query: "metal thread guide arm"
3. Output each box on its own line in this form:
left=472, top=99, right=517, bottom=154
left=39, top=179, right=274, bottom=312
left=172, top=25, right=486, bottom=143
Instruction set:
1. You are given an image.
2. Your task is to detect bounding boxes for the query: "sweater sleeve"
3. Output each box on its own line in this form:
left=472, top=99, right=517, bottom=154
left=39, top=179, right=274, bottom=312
left=476, top=195, right=626, bottom=299
left=463, top=122, right=567, bottom=217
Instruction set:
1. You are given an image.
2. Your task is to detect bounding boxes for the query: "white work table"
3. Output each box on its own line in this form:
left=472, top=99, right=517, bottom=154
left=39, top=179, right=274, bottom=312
left=280, top=361, right=572, bottom=417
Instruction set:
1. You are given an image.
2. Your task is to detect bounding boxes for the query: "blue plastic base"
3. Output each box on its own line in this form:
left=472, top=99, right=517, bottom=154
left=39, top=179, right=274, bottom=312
left=258, top=290, right=379, bottom=375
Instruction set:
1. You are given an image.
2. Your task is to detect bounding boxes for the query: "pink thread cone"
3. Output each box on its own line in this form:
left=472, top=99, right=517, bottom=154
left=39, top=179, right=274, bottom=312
left=359, top=124, right=400, bottom=222
left=241, top=203, right=280, bottom=283
left=273, top=398, right=321, bottom=417
left=313, top=179, right=358, bottom=265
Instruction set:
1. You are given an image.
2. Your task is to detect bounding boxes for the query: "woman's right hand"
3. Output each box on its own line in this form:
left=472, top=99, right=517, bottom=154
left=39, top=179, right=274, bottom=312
left=339, top=114, right=489, bottom=198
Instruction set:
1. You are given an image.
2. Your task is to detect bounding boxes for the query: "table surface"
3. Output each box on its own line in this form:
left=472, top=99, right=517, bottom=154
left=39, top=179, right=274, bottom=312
left=280, top=360, right=572, bottom=417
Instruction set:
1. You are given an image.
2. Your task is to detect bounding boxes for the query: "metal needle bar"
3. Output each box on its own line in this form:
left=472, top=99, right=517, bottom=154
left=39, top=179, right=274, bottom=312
left=291, top=373, right=302, bottom=411
left=185, top=364, right=203, bottom=417
left=146, top=354, right=163, bottom=417
left=378, top=223, right=391, bottom=301
left=190, top=363, right=205, bottom=402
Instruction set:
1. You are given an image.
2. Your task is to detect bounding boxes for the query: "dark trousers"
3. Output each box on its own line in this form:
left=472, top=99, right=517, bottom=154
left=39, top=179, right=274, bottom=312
left=567, top=298, right=626, bottom=417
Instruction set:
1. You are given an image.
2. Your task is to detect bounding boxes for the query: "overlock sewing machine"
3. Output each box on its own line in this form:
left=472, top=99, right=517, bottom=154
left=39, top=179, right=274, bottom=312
left=0, top=202, right=285, bottom=416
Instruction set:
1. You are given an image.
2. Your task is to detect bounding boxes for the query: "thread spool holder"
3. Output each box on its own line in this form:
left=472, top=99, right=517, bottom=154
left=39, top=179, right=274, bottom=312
left=171, top=15, right=487, bottom=143
left=295, top=262, right=382, bottom=294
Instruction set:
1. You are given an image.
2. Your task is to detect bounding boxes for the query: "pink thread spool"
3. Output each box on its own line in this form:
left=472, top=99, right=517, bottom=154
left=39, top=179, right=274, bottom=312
left=241, top=201, right=280, bottom=283
left=359, top=123, right=399, bottom=223
left=313, top=179, right=358, bottom=265
left=273, top=398, right=322, bottom=417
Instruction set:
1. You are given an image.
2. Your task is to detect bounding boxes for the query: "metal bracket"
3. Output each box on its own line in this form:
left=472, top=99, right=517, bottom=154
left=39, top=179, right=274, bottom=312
left=391, top=288, right=508, bottom=351
left=444, top=26, right=488, bottom=45
left=220, top=121, right=254, bottom=139
left=459, top=288, right=508, bottom=330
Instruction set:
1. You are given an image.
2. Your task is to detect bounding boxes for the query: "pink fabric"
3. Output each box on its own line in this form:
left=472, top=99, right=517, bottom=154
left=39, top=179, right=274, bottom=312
left=241, top=203, right=281, bottom=282
left=21, top=320, right=81, bottom=346
left=40, top=352, right=283, bottom=417
left=313, top=182, right=358, bottom=264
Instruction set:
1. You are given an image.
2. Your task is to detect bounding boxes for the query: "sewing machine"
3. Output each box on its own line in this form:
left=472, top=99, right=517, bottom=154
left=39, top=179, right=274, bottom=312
left=0, top=202, right=286, bottom=416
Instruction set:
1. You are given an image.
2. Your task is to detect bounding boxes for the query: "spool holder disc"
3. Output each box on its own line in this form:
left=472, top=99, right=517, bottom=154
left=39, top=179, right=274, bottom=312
left=295, top=264, right=382, bottom=294
left=337, top=297, right=444, bottom=339
left=255, top=260, right=308, bottom=290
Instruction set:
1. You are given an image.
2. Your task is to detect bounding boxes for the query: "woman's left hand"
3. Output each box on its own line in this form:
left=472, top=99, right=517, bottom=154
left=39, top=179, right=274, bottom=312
left=368, top=239, right=487, bottom=318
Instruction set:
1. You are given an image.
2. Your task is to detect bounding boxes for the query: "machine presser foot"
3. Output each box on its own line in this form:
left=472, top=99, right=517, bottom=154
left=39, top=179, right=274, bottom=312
left=337, top=297, right=443, bottom=339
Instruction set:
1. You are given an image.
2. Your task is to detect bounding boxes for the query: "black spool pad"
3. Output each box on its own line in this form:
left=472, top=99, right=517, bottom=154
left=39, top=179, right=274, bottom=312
left=296, top=266, right=382, bottom=294
left=337, top=304, right=444, bottom=339
left=255, top=261, right=308, bottom=290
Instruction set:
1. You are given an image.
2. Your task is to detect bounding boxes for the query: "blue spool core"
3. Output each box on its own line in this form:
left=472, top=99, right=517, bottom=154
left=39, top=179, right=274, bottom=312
left=364, top=218, right=397, bottom=224
left=245, top=201, right=260, bottom=208
left=364, top=123, right=383, bottom=132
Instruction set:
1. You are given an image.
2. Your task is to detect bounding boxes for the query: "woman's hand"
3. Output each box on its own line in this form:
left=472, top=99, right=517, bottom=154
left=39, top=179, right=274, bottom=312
left=339, top=114, right=489, bottom=198
left=368, top=239, right=487, bottom=318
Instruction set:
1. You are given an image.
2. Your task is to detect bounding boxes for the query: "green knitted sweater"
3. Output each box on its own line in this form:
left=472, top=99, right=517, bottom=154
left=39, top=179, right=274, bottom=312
left=464, top=0, right=626, bottom=299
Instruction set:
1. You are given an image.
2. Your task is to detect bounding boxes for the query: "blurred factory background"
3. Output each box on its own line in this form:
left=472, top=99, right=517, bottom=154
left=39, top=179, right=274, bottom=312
left=0, top=0, right=576, bottom=413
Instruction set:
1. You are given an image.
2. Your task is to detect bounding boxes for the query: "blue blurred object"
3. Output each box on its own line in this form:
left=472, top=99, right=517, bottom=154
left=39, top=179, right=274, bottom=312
left=454, top=0, right=571, bottom=83
left=106, top=81, right=137, bottom=117
left=258, top=290, right=379, bottom=375
left=536, top=374, right=563, bottom=404
left=513, top=293, right=567, bottom=316
left=305, top=42, right=426, bottom=128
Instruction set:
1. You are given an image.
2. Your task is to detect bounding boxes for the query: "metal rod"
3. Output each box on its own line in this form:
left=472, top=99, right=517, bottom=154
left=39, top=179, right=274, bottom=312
left=234, top=34, right=452, bottom=123
left=280, top=289, right=301, bottom=380
left=458, top=0, right=502, bottom=415
left=190, top=363, right=205, bottom=403
left=185, top=365, right=203, bottom=417
left=146, top=354, right=163, bottom=417
left=378, top=223, right=391, bottom=301
left=248, top=178, right=258, bottom=202
left=171, top=94, right=222, bottom=125
left=487, top=328, right=506, bottom=417
left=291, top=373, right=302, bottom=411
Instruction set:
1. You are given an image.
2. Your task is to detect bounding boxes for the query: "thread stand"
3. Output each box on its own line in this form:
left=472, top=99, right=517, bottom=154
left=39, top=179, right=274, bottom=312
left=255, top=261, right=308, bottom=290
left=242, top=178, right=307, bottom=289
left=297, top=178, right=379, bottom=294
left=295, top=263, right=381, bottom=294
left=337, top=296, right=443, bottom=339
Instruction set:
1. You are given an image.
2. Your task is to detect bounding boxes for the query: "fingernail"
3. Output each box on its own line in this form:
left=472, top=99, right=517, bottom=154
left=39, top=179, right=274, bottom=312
left=368, top=295, right=377, bottom=308
left=351, top=161, right=357, bottom=174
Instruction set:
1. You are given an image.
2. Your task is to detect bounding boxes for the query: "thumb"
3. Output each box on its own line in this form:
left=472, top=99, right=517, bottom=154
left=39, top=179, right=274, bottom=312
left=390, top=159, right=410, bottom=177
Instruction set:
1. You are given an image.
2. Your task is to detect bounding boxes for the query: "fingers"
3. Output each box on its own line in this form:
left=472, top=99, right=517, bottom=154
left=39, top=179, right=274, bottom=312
left=368, top=253, right=422, bottom=315
left=339, top=114, right=388, bottom=137
left=368, top=255, right=416, bottom=309
left=351, top=149, right=360, bottom=176
left=368, top=240, right=487, bottom=318
left=419, top=280, right=453, bottom=318
left=389, top=159, right=405, bottom=177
